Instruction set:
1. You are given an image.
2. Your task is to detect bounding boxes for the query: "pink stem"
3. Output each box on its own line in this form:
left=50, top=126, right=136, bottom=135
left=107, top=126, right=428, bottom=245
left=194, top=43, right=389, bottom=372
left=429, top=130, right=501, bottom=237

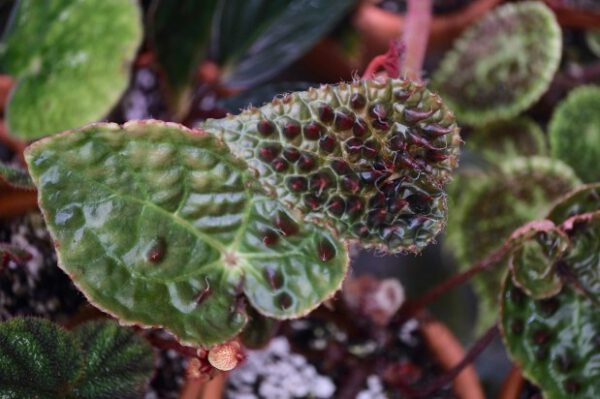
left=402, top=0, right=433, bottom=81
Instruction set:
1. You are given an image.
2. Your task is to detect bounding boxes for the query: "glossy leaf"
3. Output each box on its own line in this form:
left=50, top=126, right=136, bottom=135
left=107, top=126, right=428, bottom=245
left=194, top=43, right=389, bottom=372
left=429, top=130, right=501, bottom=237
left=202, top=78, right=461, bottom=253
left=149, top=0, right=218, bottom=116
left=0, top=318, right=83, bottom=399
left=549, top=85, right=600, bottom=182
left=433, top=1, right=561, bottom=125
left=0, top=162, right=34, bottom=189
left=212, top=0, right=357, bottom=88
left=71, top=320, right=155, bottom=399
left=501, top=279, right=600, bottom=399
left=1, top=0, right=142, bottom=139
left=25, top=121, right=348, bottom=346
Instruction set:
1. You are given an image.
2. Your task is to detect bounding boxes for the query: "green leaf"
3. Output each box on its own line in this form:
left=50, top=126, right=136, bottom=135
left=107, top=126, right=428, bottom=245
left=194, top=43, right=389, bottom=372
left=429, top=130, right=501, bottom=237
left=432, top=1, right=562, bottom=125
left=0, top=162, right=34, bottom=189
left=149, top=0, right=218, bottom=116
left=549, top=85, right=600, bottom=182
left=445, top=156, right=580, bottom=332
left=509, top=225, right=569, bottom=299
left=1, top=0, right=142, bottom=139
left=70, top=320, right=154, bottom=399
left=202, top=78, right=461, bottom=253
left=0, top=318, right=83, bottom=399
left=468, top=117, right=548, bottom=162
left=240, top=308, right=279, bottom=349
left=501, top=279, right=600, bottom=399
left=212, top=0, right=357, bottom=88
left=25, top=121, right=348, bottom=346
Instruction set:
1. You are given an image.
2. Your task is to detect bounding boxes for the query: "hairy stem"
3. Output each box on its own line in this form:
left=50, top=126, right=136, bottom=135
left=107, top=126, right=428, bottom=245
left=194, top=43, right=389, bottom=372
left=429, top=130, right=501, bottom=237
left=402, top=0, right=432, bottom=81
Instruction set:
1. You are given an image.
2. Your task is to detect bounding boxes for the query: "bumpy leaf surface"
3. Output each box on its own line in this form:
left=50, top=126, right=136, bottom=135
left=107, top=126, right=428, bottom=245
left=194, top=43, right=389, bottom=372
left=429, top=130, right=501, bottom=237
left=433, top=1, right=561, bottom=125
left=446, top=157, right=579, bottom=331
left=71, top=320, right=155, bottom=399
left=501, top=280, right=600, bottom=399
left=501, top=185, right=600, bottom=398
left=25, top=121, right=348, bottom=346
left=0, top=318, right=83, bottom=398
left=549, top=85, right=600, bottom=182
left=1, top=0, right=142, bottom=139
left=202, top=78, right=461, bottom=253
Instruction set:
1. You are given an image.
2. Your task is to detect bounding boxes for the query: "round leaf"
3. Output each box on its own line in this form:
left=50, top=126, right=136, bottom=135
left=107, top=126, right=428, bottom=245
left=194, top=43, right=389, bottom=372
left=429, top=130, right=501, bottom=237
left=1, top=0, right=142, bottom=139
left=433, top=1, right=561, bottom=125
left=25, top=121, right=348, bottom=346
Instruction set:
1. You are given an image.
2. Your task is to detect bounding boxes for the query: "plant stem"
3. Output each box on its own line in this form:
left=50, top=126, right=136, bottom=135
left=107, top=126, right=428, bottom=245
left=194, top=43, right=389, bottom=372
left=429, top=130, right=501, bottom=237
left=396, top=243, right=511, bottom=323
left=402, top=0, right=432, bottom=81
left=407, top=324, right=499, bottom=398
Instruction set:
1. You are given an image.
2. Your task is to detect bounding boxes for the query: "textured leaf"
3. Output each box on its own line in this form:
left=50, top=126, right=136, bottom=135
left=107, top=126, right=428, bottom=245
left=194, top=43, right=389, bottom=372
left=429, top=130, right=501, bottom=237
left=202, top=78, right=461, bottom=253
left=509, top=225, right=570, bottom=299
left=149, top=0, right=218, bottom=116
left=0, top=318, right=83, bottom=399
left=445, top=157, right=580, bottom=332
left=1, top=0, right=142, bottom=139
left=468, top=117, right=547, bottom=162
left=432, top=1, right=561, bottom=125
left=0, top=162, right=34, bottom=189
left=212, top=0, right=357, bottom=88
left=71, top=320, right=154, bottom=399
left=240, top=308, right=279, bottom=349
left=501, top=279, right=600, bottom=399
left=549, top=85, right=600, bottom=182
left=25, top=121, right=348, bottom=346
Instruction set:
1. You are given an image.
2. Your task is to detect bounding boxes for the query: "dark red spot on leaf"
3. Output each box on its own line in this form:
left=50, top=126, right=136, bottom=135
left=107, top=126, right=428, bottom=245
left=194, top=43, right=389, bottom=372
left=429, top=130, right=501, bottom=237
left=341, top=175, right=360, bottom=194
left=318, top=104, right=334, bottom=123
left=353, top=118, right=368, bottom=137
left=298, top=153, right=317, bottom=172
left=262, top=229, right=279, bottom=246
left=147, top=237, right=166, bottom=263
left=257, top=119, right=275, bottom=136
left=274, top=212, right=299, bottom=237
left=283, top=121, right=301, bottom=139
left=362, top=140, right=379, bottom=158
left=278, top=292, right=293, bottom=309
left=272, top=157, right=289, bottom=172
left=327, top=196, right=346, bottom=216
left=287, top=176, right=307, bottom=192
left=317, top=239, right=336, bottom=262
left=331, top=159, right=350, bottom=175
left=304, top=122, right=323, bottom=140
left=334, top=112, right=354, bottom=131
left=258, top=144, right=281, bottom=162
left=351, top=93, right=366, bottom=110
left=345, top=138, right=363, bottom=154
left=283, top=147, right=300, bottom=162
left=319, top=135, right=337, bottom=153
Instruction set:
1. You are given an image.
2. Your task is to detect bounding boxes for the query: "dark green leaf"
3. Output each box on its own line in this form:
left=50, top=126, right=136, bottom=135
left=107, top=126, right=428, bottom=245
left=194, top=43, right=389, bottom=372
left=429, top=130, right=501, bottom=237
left=0, top=162, right=34, bottom=189
left=0, top=318, right=83, bottom=399
left=212, top=0, right=357, bottom=88
left=71, top=320, right=154, bottom=399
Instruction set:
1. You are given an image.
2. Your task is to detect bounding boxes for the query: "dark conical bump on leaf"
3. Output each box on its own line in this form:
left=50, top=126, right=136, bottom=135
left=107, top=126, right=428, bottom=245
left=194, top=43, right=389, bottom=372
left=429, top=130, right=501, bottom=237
left=201, top=78, right=461, bottom=253
left=1, top=0, right=142, bottom=139
left=0, top=318, right=154, bottom=399
left=70, top=320, right=155, bottom=399
left=549, top=85, right=600, bottom=182
left=445, top=156, right=580, bottom=332
left=0, top=318, right=83, bottom=399
left=25, top=121, right=348, bottom=346
left=433, top=1, right=562, bottom=125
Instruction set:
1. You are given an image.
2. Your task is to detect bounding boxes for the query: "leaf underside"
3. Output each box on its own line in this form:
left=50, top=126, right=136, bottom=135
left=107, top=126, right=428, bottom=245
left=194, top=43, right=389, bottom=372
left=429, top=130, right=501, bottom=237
left=25, top=121, right=348, bottom=346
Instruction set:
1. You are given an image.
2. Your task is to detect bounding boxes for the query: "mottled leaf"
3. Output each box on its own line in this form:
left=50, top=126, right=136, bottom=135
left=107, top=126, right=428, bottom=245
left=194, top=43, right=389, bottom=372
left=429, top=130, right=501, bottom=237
left=549, top=85, right=600, bottom=182
left=25, top=121, right=348, bottom=346
left=433, top=1, right=561, bottom=125
left=71, top=320, right=154, bottom=399
left=501, top=279, right=600, bottom=399
left=0, top=318, right=83, bottom=399
left=1, top=0, right=142, bottom=138
left=202, top=78, right=461, bottom=253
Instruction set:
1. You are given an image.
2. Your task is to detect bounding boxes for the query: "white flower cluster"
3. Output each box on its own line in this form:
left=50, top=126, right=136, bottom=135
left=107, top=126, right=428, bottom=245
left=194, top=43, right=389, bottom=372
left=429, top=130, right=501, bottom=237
left=227, top=337, right=336, bottom=399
